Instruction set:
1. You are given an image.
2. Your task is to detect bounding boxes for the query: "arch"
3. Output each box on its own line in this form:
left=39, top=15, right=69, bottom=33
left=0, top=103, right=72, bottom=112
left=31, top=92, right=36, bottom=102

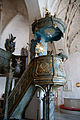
left=24, top=0, right=41, bottom=23
left=0, top=14, right=29, bottom=55
left=1, top=0, right=29, bottom=34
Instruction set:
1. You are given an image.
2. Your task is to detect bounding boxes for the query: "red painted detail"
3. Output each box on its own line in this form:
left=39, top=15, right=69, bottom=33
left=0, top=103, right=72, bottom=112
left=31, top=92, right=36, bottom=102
left=60, top=104, right=80, bottom=111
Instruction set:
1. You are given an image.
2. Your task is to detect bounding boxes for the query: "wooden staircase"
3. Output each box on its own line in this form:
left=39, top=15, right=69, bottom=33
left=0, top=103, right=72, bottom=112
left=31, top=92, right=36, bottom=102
left=8, top=60, right=37, bottom=119
left=7, top=55, right=66, bottom=119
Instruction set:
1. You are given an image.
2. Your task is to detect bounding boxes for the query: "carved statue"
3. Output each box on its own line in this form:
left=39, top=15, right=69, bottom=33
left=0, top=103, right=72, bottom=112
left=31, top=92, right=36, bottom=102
left=21, top=46, right=28, bottom=56
left=5, top=34, right=16, bottom=53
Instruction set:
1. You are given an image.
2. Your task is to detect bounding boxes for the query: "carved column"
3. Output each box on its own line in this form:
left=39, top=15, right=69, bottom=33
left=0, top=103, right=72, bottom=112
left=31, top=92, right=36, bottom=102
left=43, top=86, right=55, bottom=120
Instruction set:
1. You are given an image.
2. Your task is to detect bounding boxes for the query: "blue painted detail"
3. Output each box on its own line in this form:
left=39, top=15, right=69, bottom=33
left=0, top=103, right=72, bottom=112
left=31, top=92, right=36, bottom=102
left=33, top=55, right=67, bottom=86
left=35, top=26, right=63, bottom=42
left=53, top=53, right=68, bottom=79
left=58, top=52, right=68, bottom=60
left=43, top=88, right=55, bottom=120
left=39, top=38, right=47, bottom=55
left=52, top=17, right=66, bottom=33
left=31, top=16, right=67, bottom=60
left=54, top=56, right=66, bottom=77
left=49, top=94, right=55, bottom=120
left=10, top=84, right=36, bottom=119
left=32, top=15, right=66, bottom=43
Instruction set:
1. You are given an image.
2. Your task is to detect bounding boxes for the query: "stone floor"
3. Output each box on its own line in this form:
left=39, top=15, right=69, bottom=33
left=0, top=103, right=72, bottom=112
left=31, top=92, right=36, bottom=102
left=55, top=111, right=80, bottom=120
left=25, top=112, right=80, bottom=120
left=1, top=111, right=80, bottom=120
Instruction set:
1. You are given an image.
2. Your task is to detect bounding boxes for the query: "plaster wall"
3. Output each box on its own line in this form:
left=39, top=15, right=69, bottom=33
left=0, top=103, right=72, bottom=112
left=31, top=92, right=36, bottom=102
left=63, top=52, right=80, bottom=99
left=2, top=0, right=28, bottom=33
left=0, top=14, right=29, bottom=55
left=55, top=52, right=80, bottom=106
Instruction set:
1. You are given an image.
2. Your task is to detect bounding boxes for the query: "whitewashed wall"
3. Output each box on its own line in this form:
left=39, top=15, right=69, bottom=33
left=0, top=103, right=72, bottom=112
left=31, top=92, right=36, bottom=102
left=56, top=52, right=80, bottom=106
left=0, top=14, right=29, bottom=55
left=63, top=52, right=80, bottom=99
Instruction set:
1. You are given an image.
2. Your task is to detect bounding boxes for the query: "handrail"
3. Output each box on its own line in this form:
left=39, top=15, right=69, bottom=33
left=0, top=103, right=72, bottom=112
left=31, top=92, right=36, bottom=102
left=8, top=60, right=34, bottom=116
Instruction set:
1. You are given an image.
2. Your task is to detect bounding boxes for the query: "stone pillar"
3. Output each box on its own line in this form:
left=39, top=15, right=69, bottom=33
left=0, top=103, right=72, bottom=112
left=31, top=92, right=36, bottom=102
left=43, top=87, right=55, bottom=120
